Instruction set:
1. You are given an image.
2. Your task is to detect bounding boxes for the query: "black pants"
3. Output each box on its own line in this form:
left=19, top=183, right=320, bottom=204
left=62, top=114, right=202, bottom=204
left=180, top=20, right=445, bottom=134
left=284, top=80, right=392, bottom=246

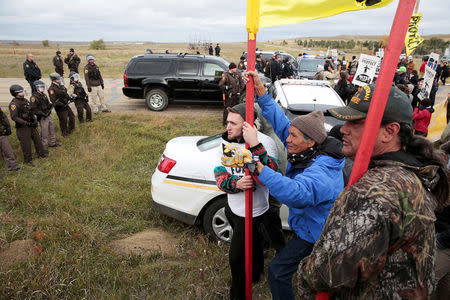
left=225, top=203, right=265, bottom=300
left=223, top=94, right=240, bottom=126
left=16, top=127, right=44, bottom=163
left=56, top=107, right=75, bottom=136
left=27, top=80, right=37, bottom=94
left=262, top=196, right=286, bottom=253
left=74, top=100, right=92, bottom=123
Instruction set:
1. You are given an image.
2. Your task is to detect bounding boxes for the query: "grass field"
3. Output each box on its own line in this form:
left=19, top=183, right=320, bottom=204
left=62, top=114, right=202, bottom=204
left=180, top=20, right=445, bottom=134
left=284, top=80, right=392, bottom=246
left=0, top=112, right=280, bottom=299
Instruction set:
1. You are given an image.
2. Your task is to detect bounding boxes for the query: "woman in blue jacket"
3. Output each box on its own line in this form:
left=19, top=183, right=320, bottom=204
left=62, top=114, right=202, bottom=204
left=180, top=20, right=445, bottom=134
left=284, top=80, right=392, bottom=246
left=244, top=71, right=345, bottom=300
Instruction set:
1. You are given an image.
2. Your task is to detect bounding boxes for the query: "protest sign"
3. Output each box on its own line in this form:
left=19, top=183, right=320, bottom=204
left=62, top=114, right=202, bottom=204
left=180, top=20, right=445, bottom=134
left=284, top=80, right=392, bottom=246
left=427, top=53, right=440, bottom=70
left=418, top=66, right=436, bottom=100
left=352, top=54, right=381, bottom=87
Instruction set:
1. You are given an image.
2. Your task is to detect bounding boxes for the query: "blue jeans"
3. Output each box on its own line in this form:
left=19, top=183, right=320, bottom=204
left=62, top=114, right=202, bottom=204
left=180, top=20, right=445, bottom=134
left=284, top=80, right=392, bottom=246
left=268, top=236, right=314, bottom=300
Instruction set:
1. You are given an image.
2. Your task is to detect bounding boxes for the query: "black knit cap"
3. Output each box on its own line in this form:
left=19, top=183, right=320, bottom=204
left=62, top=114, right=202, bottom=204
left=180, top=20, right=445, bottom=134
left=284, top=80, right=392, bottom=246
left=228, top=103, right=257, bottom=122
left=328, top=84, right=413, bottom=124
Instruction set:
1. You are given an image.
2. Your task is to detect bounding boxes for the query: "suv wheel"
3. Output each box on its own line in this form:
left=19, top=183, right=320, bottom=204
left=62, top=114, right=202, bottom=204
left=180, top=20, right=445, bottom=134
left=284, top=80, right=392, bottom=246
left=145, top=88, right=169, bottom=111
left=202, top=197, right=232, bottom=243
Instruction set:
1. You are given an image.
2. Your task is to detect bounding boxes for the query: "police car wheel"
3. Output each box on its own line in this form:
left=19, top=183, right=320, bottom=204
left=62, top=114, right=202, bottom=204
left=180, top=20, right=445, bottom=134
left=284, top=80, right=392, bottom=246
left=145, top=88, right=169, bottom=111
left=202, top=196, right=232, bottom=243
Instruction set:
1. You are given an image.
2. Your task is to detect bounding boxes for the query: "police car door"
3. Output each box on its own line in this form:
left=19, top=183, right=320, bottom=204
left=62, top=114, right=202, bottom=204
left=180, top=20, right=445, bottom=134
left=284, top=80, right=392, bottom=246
left=173, top=59, right=201, bottom=99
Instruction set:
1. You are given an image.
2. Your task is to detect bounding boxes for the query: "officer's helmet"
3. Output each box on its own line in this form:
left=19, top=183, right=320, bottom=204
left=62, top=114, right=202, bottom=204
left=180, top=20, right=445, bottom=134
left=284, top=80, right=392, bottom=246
left=69, top=72, right=80, bottom=82
left=86, top=54, right=96, bottom=62
left=33, top=80, right=46, bottom=93
left=49, top=72, right=61, bottom=81
left=10, top=84, right=25, bottom=97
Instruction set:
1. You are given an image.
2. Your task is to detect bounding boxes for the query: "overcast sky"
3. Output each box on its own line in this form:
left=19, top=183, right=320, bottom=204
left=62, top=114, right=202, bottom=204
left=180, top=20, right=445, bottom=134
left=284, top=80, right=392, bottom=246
left=0, top=0, right=448, bottom=42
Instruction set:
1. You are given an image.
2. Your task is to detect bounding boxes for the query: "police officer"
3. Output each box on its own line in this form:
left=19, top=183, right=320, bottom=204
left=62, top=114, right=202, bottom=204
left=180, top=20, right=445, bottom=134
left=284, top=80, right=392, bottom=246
left=219, top=62, right=245, bottom=126
left=0, top=107, right=20, bottom=171
left=64, top=48, right=81, bottom=74
left=238, top=56, right=246, bottom=71
left=48, top=73, right=75, bottom=137
left=215, top=43, right=221, bottom=56
left=68, top=72, right=92, bottom=123
left=30, top=80, right=61, bottom=150
left=9, top=84, right=46, bottom=165
left=23, top=54, right=41, bottom=93
left=53, top=50, right=64, bottom=77
left=209, top=43, right=214, bottom=55
left=84, top=54, right=110, bottom=114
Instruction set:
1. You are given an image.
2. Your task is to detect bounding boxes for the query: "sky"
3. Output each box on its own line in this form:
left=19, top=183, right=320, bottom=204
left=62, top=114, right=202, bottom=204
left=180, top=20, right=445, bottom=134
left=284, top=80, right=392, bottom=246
left=0, top=0, right=448, bottom=43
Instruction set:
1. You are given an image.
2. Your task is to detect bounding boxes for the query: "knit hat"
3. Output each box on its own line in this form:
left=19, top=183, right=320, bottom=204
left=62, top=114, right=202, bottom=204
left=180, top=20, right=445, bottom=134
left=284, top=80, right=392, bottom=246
left=228, top=103, right=257, bottom=122
left=290, top=110, right=327, bottom=144
left=397, top=66, right=407, bottom=73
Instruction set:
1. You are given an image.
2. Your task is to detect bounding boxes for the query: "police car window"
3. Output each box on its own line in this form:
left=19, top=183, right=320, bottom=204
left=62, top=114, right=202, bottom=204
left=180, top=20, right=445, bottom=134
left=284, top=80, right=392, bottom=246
left=133, top=61, right=170, bottom=74
left=178, top=61, right=199, bottom=75
left=203, top=63, right=224, bottom=76
left=197, top=133, right=222, bottom=152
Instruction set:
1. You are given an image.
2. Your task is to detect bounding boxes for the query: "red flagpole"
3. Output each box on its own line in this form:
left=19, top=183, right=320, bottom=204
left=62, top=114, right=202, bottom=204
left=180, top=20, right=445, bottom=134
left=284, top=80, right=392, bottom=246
left=316, top=0, right=416, bottom=299
left=245, top=33, right=256, bottom=300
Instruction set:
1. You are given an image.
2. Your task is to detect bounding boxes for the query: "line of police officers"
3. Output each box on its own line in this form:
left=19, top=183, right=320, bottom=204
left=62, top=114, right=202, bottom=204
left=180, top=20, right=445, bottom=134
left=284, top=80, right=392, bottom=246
left=2, top=55, right=106, bottom=170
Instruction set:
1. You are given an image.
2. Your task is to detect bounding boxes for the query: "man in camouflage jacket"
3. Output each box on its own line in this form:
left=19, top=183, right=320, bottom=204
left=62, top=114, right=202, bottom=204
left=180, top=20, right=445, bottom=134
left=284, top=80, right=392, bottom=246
left=296, top=84, right=449, bottom=299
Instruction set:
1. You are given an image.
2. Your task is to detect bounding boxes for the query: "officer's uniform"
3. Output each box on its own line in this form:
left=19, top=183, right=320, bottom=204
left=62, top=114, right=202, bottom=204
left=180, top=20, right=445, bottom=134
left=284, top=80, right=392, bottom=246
left=64, top=53, right=81, bottom=73
left=53, top=55, right=64, bottom=76
left=84, top=63, right=107, bottom=113
left=9, top=97, right=45, bottom=163
left=0, top=107, right=19, bottom=170
left=23, top=60, right=41, bottom=93
left=68, top=80, right=92, bottom=123
left=30, top=91, right=57, bottom=149
left=48, top=82, right=75, bottom=136
left=219, top=71, right=244, bottom=125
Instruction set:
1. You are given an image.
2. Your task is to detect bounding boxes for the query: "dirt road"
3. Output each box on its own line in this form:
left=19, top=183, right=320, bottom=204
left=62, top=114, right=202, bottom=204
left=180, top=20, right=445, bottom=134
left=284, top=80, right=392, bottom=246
left=0, top=78, right=223, bottom=116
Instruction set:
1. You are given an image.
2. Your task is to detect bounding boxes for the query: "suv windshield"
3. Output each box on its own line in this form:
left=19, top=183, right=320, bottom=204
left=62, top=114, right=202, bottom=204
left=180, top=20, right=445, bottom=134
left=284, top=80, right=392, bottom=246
left=299, top=59, right=324, bottom=72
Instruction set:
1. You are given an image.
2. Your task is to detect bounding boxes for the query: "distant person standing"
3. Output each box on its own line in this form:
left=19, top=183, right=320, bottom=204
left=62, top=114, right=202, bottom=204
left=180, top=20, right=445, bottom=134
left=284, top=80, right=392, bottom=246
left=9, top=84, right=46, bottom=165
left=215, top=43, right=221, bottom=56
left=48, top=73, right=75, bottom=137
left=348, top=55, right=358, bottom=76
left=53, top=50, right=64, bottom=77
left=208, top=43, right=214, bottom=55
left=219, top=63, right=244, bottom=126
left=64, top=48, right=81, bottom=74
left=23, top=54, right=41, bottom=93
left=270, top=54, right=282, bottom=83
left=30, top=80, right=61, bottom=151
left=238, top=56, right=246, bottom=71
left=255, top=54, right=265, bottom=73
left=0, top=107, right=20, bottom=171
left=84, top=54, right=110, bottom=114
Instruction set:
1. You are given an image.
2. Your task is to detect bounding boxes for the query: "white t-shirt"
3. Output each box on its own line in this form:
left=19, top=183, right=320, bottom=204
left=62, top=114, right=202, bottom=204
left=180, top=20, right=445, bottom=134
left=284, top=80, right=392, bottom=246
left=219, top=132, right=278, bottom=217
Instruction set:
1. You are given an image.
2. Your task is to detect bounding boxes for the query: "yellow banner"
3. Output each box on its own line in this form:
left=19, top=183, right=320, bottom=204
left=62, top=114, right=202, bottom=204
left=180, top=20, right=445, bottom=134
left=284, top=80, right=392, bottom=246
left=405, top=13, right=424, bottom=56
left=427, top=98, right=448, bottom=142
left=257, top=0, right=394, bottom=28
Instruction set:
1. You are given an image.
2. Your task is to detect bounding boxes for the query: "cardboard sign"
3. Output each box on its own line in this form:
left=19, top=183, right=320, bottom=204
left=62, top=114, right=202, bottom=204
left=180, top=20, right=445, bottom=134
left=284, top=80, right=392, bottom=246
left=427, top=53, right=440, bottom=70
left=352, top=54, right=381, bottom=87
left=418, top=65, right=436, bottom=100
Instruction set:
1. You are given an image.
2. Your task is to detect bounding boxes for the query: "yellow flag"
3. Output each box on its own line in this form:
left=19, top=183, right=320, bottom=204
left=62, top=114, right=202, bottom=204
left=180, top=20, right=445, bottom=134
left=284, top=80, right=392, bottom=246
left=258, top=0, right=394, bottom=28
left=405, top=13, right=424, bottom=56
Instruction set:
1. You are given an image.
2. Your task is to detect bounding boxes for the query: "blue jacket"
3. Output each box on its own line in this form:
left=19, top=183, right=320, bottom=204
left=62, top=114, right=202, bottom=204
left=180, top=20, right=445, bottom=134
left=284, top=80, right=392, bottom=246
left=256, top=92, right=345, bottom=243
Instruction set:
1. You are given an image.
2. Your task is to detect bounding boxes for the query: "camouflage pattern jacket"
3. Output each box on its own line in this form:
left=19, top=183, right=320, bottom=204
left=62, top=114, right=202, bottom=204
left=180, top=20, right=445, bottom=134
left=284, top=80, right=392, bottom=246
left=296, top=151, right=449, bottom=300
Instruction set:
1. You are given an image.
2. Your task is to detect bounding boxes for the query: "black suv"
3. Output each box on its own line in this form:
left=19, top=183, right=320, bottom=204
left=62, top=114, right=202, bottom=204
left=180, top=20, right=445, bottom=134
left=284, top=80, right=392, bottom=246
left=123, top=53, right=230, bottom=111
